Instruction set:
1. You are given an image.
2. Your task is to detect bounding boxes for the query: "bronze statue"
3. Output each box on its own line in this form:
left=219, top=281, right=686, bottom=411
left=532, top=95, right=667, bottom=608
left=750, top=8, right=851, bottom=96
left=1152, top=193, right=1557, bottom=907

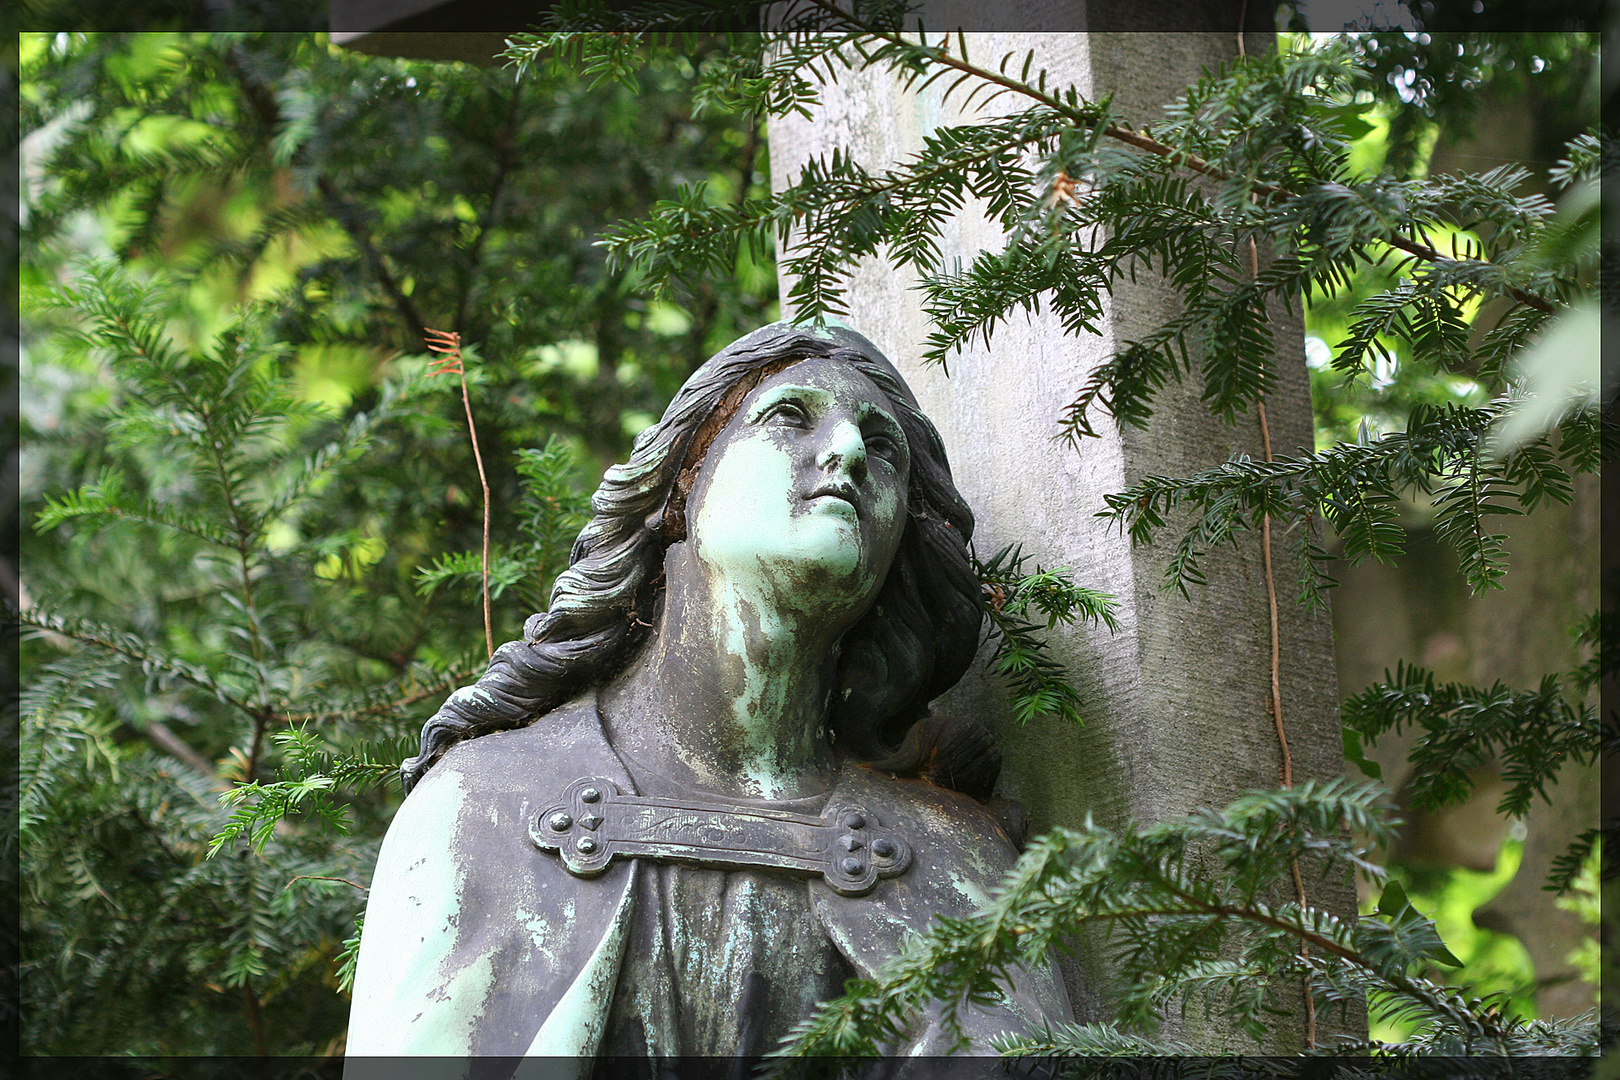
left=345, top=323, right=1072, bottom=1061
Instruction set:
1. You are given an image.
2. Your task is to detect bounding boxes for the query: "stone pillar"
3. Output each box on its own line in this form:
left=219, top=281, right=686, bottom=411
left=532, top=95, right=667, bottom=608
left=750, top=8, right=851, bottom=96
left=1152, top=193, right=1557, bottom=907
left=768, top=25, right=1357, bottom=1050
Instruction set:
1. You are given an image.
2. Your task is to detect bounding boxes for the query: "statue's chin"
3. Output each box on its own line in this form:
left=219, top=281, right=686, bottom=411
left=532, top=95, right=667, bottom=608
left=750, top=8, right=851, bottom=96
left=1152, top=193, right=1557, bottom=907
left=696, top=525, right=881, bottom=619
left=777, top=521, right=882, bottom=585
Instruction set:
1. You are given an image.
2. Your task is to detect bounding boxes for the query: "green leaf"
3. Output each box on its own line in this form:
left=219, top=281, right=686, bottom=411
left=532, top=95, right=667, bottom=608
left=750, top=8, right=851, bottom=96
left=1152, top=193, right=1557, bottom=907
left=1343, top=725, right=1382, bottom=779
left=1376, top=879, right=1409, bottom=918
left=1375, top=881, right=1463, bottom=968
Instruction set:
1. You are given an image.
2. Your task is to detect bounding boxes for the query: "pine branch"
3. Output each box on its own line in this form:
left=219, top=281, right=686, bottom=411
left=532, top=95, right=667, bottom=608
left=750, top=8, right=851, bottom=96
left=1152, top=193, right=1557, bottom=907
left=765, top=780, right=1563, bottom=1064
left=1096, top=399, right=1592, bottom=599
left=789, top=0, right=1556, bottom=314
left=36, top=470, right=237, bottom=549
left=1342, top=661, right=1601, bottom=820
left=975, top=545, right=1118, bottom=726
left=20, top=606, right=260, bottom=720
left=209, top=726, right=408, bottom=857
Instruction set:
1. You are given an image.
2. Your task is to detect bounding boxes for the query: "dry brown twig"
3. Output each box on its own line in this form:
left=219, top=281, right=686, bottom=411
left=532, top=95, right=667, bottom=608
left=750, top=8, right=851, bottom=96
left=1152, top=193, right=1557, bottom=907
left=425, top=327, right=494, bottom=660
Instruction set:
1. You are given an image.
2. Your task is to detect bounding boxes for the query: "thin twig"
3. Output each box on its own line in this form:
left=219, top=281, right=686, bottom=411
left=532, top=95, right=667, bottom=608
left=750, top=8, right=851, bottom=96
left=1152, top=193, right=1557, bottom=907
left=284, top=874, right=367, bottom=892
left=1256, top=388, right=1314, bottom=1052
left=425, top=329, right=494, bottom=659
left=466, top=371, right=494, bottom=660
left=1235, top=18, right=1314, bottom=1045
left=1254, top=393, right=1291, bottom=790
left=243, top=980, right=269, bottom=1058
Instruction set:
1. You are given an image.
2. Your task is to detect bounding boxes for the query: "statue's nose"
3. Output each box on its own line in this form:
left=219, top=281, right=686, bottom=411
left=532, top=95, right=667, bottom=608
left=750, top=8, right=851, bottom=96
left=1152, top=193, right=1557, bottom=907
left=816, top=419, right=868, bottom=484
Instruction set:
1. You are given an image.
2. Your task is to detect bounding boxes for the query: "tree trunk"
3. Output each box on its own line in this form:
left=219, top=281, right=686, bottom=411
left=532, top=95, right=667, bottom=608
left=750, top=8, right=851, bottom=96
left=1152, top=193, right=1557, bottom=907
left=768, top=21, right=1359, bottom=1051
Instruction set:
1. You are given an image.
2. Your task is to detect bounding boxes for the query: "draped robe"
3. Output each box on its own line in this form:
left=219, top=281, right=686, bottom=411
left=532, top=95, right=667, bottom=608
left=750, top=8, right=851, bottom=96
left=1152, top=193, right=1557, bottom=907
left=345, top=691, right=1070, bottom=1069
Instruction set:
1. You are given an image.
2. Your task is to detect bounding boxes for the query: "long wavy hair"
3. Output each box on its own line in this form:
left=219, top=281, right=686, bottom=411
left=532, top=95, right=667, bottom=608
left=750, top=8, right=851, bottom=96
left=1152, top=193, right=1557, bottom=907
left=401, top=324, right=987, bottom=795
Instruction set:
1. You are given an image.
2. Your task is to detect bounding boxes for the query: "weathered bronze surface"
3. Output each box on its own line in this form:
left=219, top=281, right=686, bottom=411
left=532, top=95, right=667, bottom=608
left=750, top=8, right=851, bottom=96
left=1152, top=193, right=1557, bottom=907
left=345, top=322, right=1076, bottom=1064
left=531, top=775, right=912, bottom=895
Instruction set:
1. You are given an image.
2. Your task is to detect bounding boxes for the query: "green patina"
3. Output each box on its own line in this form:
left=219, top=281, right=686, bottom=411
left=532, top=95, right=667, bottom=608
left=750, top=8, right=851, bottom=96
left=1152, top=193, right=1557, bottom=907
left=688, top=366, right=908, bottom=797
left=347, top=771, right=492, bottom=1054
left=524, top=881, right=635, bottom=1056
left=790, top=314, right=859, bottom=339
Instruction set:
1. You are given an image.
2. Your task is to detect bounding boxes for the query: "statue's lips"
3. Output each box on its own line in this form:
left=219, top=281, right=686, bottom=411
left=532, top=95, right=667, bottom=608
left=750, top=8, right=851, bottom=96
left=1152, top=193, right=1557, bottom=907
left=805, top=484, right=859, bottom=517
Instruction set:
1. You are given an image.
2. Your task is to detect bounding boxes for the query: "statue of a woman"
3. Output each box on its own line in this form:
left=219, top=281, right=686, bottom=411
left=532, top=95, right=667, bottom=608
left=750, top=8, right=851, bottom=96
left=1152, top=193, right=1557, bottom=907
left=345, top=323, right=1072, bottom=1061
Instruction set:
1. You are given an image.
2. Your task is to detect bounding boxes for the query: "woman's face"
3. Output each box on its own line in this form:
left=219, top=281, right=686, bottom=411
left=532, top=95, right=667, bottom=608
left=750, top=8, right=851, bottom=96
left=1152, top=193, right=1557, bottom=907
left=686, top=357, right=911, bottom=619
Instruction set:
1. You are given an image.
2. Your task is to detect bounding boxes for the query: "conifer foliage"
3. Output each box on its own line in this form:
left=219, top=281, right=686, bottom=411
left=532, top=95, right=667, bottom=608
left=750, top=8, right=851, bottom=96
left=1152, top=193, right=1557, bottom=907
left=765, top=783, right=1603, bottom=1063
left=20, top=261, right=447, bottom=1053
left=18, top=30, right=768, bottom=1054
left=511, top=1, right=1608, bottom=1059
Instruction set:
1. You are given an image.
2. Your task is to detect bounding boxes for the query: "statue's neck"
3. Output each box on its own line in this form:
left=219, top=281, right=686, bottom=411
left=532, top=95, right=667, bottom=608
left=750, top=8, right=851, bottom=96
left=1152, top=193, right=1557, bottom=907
left=597, top=545, right=840, bottom=801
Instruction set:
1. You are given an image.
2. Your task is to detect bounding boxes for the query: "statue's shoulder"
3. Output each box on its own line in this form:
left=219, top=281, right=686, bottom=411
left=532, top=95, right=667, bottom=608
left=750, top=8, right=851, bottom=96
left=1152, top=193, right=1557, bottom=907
left=833, top=763, right=1020, bottom=901
left=381, top=689, right=617, bottom=872
left=381, top=689, right=629, bottom=891
left=410, top=689, right=622, bottom=812
left=350, top=688, right=636, bottom=1056
left=814, top=763, right=1071, bottom=1040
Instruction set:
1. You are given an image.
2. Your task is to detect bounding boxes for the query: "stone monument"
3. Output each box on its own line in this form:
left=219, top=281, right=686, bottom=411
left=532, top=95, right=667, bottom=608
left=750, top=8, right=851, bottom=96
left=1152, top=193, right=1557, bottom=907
left=344, top=323, right=1073, bottom=1061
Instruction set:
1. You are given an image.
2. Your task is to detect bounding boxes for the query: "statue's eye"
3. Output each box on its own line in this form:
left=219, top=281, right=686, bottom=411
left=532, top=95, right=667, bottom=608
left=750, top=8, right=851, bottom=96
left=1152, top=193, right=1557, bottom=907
left=762, top=400, right=810, bottom=427
left=865, top=432, right=900, bottom=461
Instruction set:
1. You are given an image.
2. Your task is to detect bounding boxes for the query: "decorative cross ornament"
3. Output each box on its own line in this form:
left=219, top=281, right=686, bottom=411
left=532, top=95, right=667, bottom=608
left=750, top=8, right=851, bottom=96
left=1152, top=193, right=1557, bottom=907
left=531, top=776, right=913, bottom=896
